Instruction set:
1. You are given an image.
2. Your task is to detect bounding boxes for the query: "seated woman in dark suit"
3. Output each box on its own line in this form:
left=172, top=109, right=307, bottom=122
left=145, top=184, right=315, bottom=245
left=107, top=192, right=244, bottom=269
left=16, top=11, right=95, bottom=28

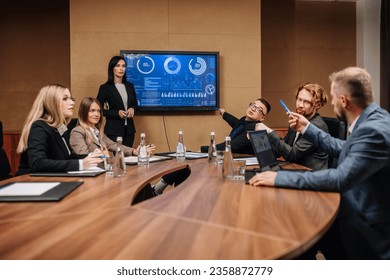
left=70, top=97, right=191, bottom=200
left=16, top=84, right=103, bottom=175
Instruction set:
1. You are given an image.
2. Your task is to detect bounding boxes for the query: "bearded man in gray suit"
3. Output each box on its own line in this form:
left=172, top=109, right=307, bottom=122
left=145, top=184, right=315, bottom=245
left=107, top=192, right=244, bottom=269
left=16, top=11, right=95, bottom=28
left=250, top=67, right=390, bottom=259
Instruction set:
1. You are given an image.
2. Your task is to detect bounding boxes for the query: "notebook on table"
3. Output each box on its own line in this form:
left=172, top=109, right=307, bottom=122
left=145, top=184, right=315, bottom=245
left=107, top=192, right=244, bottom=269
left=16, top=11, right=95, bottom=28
left=0, top=181, right=83, bottom=202
left=124, top=155, right=172, bottom=165
left=245, top=130, right=309, bottom=183
left=30, top=167, right=105, bottom=177
left=155, top=152, right=208, bottom=160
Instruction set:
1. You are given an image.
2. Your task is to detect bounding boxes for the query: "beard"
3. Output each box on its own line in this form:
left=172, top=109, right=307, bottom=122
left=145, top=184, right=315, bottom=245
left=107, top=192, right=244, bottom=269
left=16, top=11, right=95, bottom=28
left=336, top=108, right=347, bottom=123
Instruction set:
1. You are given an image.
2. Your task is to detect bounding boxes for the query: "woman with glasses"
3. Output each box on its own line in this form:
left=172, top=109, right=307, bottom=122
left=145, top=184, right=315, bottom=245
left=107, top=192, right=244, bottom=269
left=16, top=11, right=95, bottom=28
left=202, top=98, right=271, bottom=155
left=16, top=85, right=103, bottom=175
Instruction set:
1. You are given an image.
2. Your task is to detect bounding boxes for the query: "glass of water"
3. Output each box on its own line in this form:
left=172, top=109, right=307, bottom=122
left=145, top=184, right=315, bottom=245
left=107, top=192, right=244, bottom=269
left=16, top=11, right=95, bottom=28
left=105, top=156, right=115, bottom=176
left=233, top=160, right=246, bottom=180
left=216, top=150, right=224, bottom=165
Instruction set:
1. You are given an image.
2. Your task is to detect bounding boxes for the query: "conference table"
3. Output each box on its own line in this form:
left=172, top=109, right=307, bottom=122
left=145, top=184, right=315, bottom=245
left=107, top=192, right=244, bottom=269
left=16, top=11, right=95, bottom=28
left=0, top=157, right=339, bottom=260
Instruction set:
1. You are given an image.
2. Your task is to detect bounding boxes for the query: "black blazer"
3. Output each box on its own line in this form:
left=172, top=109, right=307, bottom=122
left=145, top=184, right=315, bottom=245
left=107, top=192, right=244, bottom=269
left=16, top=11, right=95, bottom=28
left=215, top=112, right=258, bottom=154
left=96, top=82, right=138, bottom=136
left=268, top=113, right=328, bottom=170
left=17, top=120, right=80, bottom=175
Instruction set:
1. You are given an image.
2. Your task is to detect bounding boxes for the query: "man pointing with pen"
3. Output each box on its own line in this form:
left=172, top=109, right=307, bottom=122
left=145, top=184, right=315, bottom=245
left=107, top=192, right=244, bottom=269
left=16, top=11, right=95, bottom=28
left=250, top=67, right=390, bottom=260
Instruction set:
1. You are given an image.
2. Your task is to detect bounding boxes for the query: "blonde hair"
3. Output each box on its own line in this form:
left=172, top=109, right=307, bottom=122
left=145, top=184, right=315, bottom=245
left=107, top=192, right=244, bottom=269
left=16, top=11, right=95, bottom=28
left=17, top=84, right=71, bottom=153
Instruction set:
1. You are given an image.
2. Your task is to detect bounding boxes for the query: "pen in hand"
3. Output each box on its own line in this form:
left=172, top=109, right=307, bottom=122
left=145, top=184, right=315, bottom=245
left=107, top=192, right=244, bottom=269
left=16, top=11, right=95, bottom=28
left=279, top=100, right=291, bottom=114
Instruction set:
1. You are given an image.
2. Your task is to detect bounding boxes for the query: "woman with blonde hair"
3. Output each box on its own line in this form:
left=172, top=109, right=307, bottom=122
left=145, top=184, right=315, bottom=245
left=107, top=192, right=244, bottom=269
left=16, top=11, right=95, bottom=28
left=16, top=84, right=103, bottom=175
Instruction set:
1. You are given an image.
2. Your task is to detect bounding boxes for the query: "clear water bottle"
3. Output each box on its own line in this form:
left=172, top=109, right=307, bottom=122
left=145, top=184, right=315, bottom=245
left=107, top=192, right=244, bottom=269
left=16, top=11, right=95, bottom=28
left=138, top=133, right=149, bottom=166
left=222, top=136, right=234, bottom=179
left=208, top=131, right=217, bottom=164
left=176, top=131, right=186, bottom=162
left=113, top=136, right=126, bottom=177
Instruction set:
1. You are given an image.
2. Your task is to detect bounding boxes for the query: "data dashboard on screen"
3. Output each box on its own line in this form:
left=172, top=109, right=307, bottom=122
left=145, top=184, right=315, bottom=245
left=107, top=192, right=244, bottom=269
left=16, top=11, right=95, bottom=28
left=120, top=50, right=220, bottom=112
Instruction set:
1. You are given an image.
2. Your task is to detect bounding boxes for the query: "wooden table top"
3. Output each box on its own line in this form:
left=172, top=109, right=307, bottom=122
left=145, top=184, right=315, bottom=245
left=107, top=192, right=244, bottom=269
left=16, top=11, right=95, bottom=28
left=0, top=158, right=339, bottom=260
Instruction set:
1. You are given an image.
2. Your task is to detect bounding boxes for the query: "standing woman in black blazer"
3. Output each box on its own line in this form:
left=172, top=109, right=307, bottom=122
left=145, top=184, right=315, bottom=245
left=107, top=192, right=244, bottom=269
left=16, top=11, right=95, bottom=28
left=16, top=84, right=103, bottom=175
left=97, top=56, right=138, bottom=147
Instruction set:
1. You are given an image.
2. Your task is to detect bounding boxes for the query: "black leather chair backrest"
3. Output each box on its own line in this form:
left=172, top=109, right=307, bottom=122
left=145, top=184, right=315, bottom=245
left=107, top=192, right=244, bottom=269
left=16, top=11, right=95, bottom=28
left=67, top=118, right=78, bottom=132
left=322, top=117, right=347, bottom=140
left=0, top=120, right=3, bottom=148
left=0, top=121, right=12, bottom=180
left=63, top=118, right=78, bottom=141
left=322, top=117, right=347, bottom=168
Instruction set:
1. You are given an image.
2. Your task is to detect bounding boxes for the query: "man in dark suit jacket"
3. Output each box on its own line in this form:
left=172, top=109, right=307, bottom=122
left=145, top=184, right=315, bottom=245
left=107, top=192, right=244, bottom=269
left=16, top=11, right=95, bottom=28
left=202, top=98, right=271, bottom=155
left=256, top=83, right=329, bottom=170
left=249, top=67, right=390, bottom=259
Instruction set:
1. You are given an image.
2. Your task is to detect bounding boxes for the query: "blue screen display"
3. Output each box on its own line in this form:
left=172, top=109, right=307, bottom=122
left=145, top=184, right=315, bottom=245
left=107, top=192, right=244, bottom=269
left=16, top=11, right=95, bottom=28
left=121, top=51, right=219, bottom=111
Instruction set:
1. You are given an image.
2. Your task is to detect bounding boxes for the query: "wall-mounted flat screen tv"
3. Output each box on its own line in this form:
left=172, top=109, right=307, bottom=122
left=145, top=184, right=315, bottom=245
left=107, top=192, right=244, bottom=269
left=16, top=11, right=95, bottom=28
left=120, top=50, right=219, bottom=112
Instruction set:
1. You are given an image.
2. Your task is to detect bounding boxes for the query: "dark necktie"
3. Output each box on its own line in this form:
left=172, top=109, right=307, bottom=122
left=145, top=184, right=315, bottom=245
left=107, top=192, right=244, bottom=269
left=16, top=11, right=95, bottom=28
left=230, top=123, right=244, bottom=139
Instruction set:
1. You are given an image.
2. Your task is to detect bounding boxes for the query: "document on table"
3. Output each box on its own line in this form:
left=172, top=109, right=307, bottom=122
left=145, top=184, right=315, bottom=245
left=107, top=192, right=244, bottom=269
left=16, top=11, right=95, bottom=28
left=0, top=182, right=60, bottom=196
left=166, top=152, right=208, bottom=159
left=67, top=167, right=105, bottom=174
left=236, top=157, right=259, bottom=166
left=124, top=155, right=172, bottom=164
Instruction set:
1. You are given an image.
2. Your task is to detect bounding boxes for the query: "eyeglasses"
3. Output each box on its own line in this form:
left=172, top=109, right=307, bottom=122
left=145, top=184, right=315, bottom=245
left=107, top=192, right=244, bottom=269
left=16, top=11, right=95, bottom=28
left=296, top=97, right=314, bottom=107
left=249, top=103, right=265, bottom=115
left=63, top=96, right=76, bottom=102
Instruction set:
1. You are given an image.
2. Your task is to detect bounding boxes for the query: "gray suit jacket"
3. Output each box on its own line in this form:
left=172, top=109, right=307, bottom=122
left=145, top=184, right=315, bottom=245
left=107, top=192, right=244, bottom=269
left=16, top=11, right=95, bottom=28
left=69, top=126, right=134, bottom=156
left=275, top=103, right=390, bottom=259
left=268, top=113, right=328, bottom=170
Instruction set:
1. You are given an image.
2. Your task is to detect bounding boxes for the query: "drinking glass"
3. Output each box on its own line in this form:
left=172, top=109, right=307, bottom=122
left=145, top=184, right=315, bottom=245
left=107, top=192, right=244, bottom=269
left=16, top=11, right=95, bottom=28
left=233, top=160, right=246, bottom=180
left=216, top=150, right=224, bottom=165
left=105, top=156, right=115, bottom=176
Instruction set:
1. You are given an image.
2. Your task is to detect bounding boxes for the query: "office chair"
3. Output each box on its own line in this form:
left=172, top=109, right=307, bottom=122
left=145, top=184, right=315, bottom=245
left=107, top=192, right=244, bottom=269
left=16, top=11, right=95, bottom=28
left=0, top=121, right=12, bottom=180
left=322, top=117, right=347, bottom=168
left=67, top=118, right=78, bottom=132
left=64, top=118, right=78, bottom=140
left=322, top=117, right=347, bottom=140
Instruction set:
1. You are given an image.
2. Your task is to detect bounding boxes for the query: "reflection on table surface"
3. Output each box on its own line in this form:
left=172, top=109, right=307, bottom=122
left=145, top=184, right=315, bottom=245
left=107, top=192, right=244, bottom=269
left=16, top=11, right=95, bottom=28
left=0, top=158, right=339, bottom=260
